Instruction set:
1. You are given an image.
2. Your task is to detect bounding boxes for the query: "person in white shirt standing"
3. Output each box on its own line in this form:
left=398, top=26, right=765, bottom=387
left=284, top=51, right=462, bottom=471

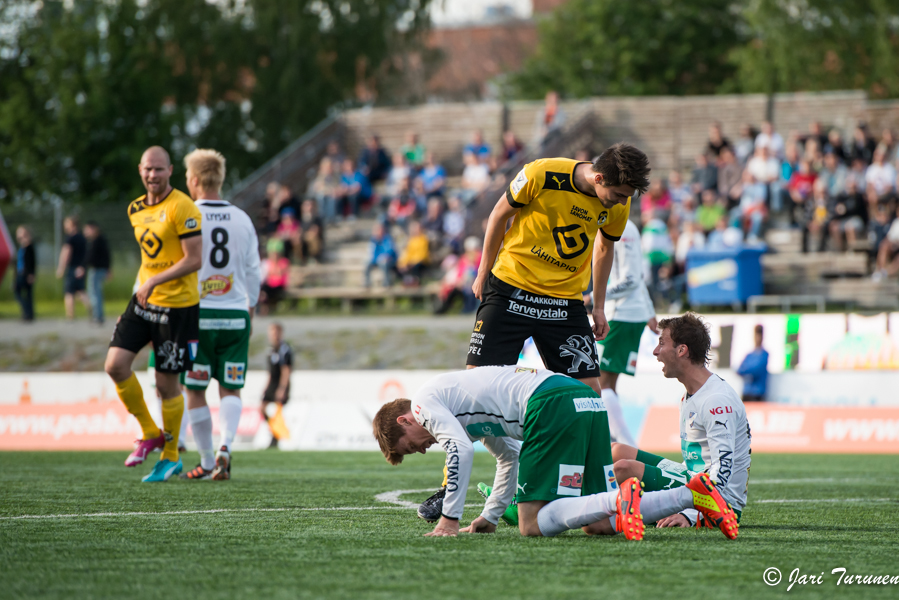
left=180, top=149, right=261, bottom=481
left=612, top=313, right=751, bottom=528
left=372, top=365, right=739, bottom=540
left=596, top=219, right=657, bottom=446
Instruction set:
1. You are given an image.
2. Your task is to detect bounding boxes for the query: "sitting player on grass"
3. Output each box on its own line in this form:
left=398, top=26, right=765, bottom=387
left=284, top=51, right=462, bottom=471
left=611, top=313, right=751, bottom=528
left=372, top=365, right=738, bottom=540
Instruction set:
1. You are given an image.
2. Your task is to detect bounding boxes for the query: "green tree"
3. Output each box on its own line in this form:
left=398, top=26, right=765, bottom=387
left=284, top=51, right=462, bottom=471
left=729, top=0, right=899, bottom=98
left=511, top=0, right=742, bottom=99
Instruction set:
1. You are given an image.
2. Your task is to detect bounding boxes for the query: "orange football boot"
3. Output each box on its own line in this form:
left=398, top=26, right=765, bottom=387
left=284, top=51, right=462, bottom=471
left=616, top=477, right=645, bottom=541
left=686, top=473, right=739, bottom=540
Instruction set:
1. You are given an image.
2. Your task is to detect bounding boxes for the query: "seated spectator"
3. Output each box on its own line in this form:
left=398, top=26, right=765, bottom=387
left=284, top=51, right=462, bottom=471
left=848, top=156, right=869, bottom=190
left=640, top=180, right=672, bottom=223
left=277, top=184, right=302, bottom=221
left=804, top=137, right=824, bottom=172
left=259, top=240, right=290, bottom=316
left=364, top=222, right=398, bottom=288
left=826, top=128, right=848, bottom=163
left=803, top=121, right=829, bottom=151
left=865, top=145, right=897, bottom=198
left=736, top=172, right=767, bottom=242
left=788, top=159, right=817, bottom=206
left=671, top=193, right=698, bottom=228
left=263, top=181, right=283, bottom=234
left=387, top=179, right=418, bottom=230
left=873, top=219, right=899, bottom=280
left=850, top=124, right=876, bottom=165
left=422, top=197, right=445, bottom=247
left=868, top=201, right=894, bottom=260
left=464, top=130, right=492, bottom=162
left=401, top=131, right=426, bottom=168
left=668, top=170, right=692, bottom=206
left=820, top=151, right=849, bottom=197
left=691, top=154, right=718, bottom=195
left=734, top=123, right=756, bottom=165
left=358, top=134, right=392, bottom=183
left=325, top=139, right=345, bottom=168
left=755, top=120, right=785, bottom=158
left=385, top=153, right=411, bottom=200
left=533, top=90, right=566, bottom=145
left=706, top=216, right=743, bottom=250
left=410, top=177, right=429, bottom=213
left=827, top=178, right=868, bottom=253
left=461, top=152, right=491, bottom=198
left=748, top=144, right=783, bottom=212
left=717, top=147, right=743, bottom=207
left=881, top=128, right=898, bottom=164
left=800, top=180, right=831, bottom=253
left=434, top=236, right=482, bottom=314
left=337, top=158, right=372, bottom=218
left=275, top=210, right=303, bottom=263
left=696, top=189, right=726, bottom=235
left=398, top=220, right=430, bottom=286
left=706, top=121, right=731, bottom=159
left=309, top=157, right=340, bottom=223
left=674, top=220, right=706, bottom=271
left=419, top=153, right=446, bottom=198
left=443, top=195, right=467, bottom=255
left=300, top=199, right=325, bottom=263
left=501, top=130, right=525, bottom=162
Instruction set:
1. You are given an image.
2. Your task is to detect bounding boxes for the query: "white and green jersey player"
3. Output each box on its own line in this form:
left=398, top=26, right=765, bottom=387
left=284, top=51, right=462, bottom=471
left=624, top=374, right=751, bottom=523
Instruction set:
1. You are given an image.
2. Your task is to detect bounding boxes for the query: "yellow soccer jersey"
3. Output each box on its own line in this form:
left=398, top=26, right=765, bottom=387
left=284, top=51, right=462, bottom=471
left=128, top=188, right=202, bottom=308
left=492, top=157, right=630, bottom=299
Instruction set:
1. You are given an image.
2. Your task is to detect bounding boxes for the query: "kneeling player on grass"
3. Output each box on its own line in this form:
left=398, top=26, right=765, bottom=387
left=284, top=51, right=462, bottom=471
left=179, top=149, right=261, bottom=481
left=372, top=366, right=738, bottom=540
left=611, top=313, right=751, bottom=528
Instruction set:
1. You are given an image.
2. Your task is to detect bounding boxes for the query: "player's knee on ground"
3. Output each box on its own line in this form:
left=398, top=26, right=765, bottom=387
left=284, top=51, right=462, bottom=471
left=582, top=519, right=615, bottom=536
left=518, top=520, right=543, bottom=537
left=613, top=459, right=642, bottom=484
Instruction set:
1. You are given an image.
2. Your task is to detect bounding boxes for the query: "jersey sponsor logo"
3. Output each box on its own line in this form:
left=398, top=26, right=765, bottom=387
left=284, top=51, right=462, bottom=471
left=159, top=211, right=166, bottom=223
left=559, top=335, right=596, bottom=374
left=552, top=224, right=590, bottom=260
left=717, top=450, right=733, bottom=487
left=199, top=318, right=246, bottom=330
left=715, top=420, right=728, bottom=429
left=626, top=351, right=638, bottom=374
left=557, top=464, right=584, bottom=497
left=604, top=465, right=619, bottom=492
left=597, top=210, right=608, bottom=226
left=443, top=440, right=460, bottom=492
left=514, top=367, right=536, bottom=374
left=529, top=245, right=580, bottom=272
left=687, top=411, right=697, bottom=429
left=133, top=303, right=169, bottom=324
left=569, top=205, right=593, bottom=223
left=201, top=274, right=234, bottom=298
left=510, top=289, right=568, bottom=306
left=184, top=364, right=211, bottom=386
left=507, top=300, right=568, bottom=320
left=474, top=319, right=483, bottom=332
left=542, top=171, right=575, bottom=193
left=145, top=260, right=173, bottom=270
left=509, top=168, right=528, bottom=198
left=465, top=422, right=508, bottom=438
left=682, top=441, right=705, bottom=472
left=185, top=217, right=198, bottom=229
left=156, top=340, right=184, bottom=371
left=224, top=361, right=246, bottom=385
left=573, top=397, right=606, bottom=412
left=709, top=406, right=734, bottom=415
left=139, top=229, right=164, bottom=259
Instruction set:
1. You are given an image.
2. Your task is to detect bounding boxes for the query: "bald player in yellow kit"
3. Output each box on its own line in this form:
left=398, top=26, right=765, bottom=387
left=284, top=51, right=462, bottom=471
left=105, top=146, right=203, bottom=482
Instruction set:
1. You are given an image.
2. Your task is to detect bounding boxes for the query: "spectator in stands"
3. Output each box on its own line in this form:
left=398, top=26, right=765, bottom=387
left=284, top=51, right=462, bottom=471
left=278, top=184, right=302, bottom=221
left=259, top=239, right=290, bottom=316
left=460, top=152, right=491, bottom=199
left=264, top=181, right=282, bottom=234
left=865, top=145, right=897, bottom=198
left=358, top=134, right=392, bottom=183
left=826, top=128, right=848, bottom=163
left=398, top=220, right=430, bottom=286
left=410, top=177, right=429, bottom=214
left=419, top=152, right=446, bottom=198
left=747, top=144, right=782, bottom=212
left=737, top=325, right=769, bottom=402
left=401, top=131, right=426, bottom=168
left=734, top=123, right=756, bottom=165
left=641, top=216, right=674, bottom=304
left=422, top=197, right=445, bottom=248
left=788, top=159, right=817, bottom=207
left=501, top=130, right=525, bottom=162
left=706, top=215, right=743, bottom=250
left=668, top=170, right=691, bottom=206
left=385, top=152, right=411, bottom=201
left=300, top=199, right=325, bottom=263
left=275, top=210, right=303, bottom=263
left=803, top=121, right=829, bottom=150
left=640, top=179, right=672, bottom=224
left=534, top=90, right=566, bottom=145
left=696, top=189, right=726, bottom=235
left=827, top=178, right=868, bottom=253
left=706, top=121, right=731, bottom=159
left=325, top=139, right=345, bottom=168
left=364, top=221, right=398, bottom=288
left=820, top=150, right=849, bottom=197
left=337, top=158, right=371, bottom=218
left=671, top=193, right=698, bottom=229
left=84, top=221, right=111, bottom=325
left=464, top=130, right=492, bottom=162
left=804, top=137, right=825, bottom=172
left=873, top=219, right=899, bottom=281
left=881, top=128, right=898, bottom=164
left=387, top=179, right=418, bottom=230
left=868, top=201, right=894, bottom=261
left=800, top=179, right=831, bottom=253
left=717, top=146, right=743, bottom=208
left=736, top=171, right=767, bottom=243
left=309, top=156, right=340, bottom=224
left=674, top=220, right=705, bottom=272
left=691, top=153, right=718, bottom=196
left=56, top=216, right=90, bottom=321
left=14, top=225, right=36, bottom=322
left=755, top=120, right=785, bottom=158
left=848, top=157, right=869, bottom=190
left=434, top=236, right=482, bottom=314
left=850, top=124, right=876, bottom=165
left=443, top=194, right=467, bottom=255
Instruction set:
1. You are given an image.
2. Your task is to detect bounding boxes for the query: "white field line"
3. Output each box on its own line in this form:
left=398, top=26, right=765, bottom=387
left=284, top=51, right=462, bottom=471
left=754, top=498, right=895, bottom=504
left=750, top=478, right=865, bottom=484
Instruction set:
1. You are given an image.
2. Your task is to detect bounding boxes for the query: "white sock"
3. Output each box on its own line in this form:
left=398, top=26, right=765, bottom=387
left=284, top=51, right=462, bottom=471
left=602, top=388, right=635, bottom=446
left=188, top=406, right=215, bottom=470
left=218, top=395, right=243, bottom=452
left=178, top=395, right=190, bottom=444
left=640, top=487, right=694, bottom=523
left=536, top=491, right=618, bottom=537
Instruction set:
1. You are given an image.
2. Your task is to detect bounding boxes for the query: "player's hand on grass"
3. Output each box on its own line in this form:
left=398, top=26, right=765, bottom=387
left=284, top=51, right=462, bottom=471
left=592, top=309, right=609, bottom=341
left=656, top=513, right=690, bottom=528
left=425, top=516, right=460, bottom=537
left=135, top=279, right=157, bottom=307
left=460, top=516, right=496, bottom=534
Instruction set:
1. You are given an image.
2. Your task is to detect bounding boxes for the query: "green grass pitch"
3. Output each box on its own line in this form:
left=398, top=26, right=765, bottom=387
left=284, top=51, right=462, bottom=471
left=1, top=451, right=898, bottom=599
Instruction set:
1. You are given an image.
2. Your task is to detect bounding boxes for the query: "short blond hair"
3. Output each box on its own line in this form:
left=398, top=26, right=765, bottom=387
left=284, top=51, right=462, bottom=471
left=184, top=148, right=226, bottom=193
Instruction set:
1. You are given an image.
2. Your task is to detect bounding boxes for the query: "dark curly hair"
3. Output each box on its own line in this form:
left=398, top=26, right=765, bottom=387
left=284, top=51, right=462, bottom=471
left=592, top=143, right=651, bottom=194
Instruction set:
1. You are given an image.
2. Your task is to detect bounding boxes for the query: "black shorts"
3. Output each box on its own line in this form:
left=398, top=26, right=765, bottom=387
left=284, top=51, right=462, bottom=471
left=110, top=296, right=199, bottom=374
left=64, top=270, right=86, bottom=294
left=466, top=273, right=599, bottom=378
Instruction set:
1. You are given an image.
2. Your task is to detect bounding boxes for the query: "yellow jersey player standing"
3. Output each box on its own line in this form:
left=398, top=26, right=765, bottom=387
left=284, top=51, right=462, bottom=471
left=104, top=146, right=203, bottom=482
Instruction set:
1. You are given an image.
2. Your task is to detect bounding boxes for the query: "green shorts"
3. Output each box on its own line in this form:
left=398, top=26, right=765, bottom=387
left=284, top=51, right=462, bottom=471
left=181, top=308, right=250, bottom=390
left=597, top=320, right=646, bottom=375
left=516, top=376, right=615, bottom=504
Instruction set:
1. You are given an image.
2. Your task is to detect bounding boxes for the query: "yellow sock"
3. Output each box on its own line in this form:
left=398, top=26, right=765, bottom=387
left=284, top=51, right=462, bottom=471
left=442, top=464, right=448, bottom=488
left=115, top=373, right=160, bottom=440
left=160, top=394, right=184, bottom=462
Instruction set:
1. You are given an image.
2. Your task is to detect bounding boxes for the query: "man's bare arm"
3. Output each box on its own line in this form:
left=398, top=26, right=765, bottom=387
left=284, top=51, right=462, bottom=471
left=472, top=193, right=520, bottom=300
left=590, top=233, right=616, bottom=340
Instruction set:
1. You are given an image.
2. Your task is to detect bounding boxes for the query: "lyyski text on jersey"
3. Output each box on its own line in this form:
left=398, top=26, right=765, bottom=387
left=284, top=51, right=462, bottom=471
left=204, top=212, right=231, bottom=221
